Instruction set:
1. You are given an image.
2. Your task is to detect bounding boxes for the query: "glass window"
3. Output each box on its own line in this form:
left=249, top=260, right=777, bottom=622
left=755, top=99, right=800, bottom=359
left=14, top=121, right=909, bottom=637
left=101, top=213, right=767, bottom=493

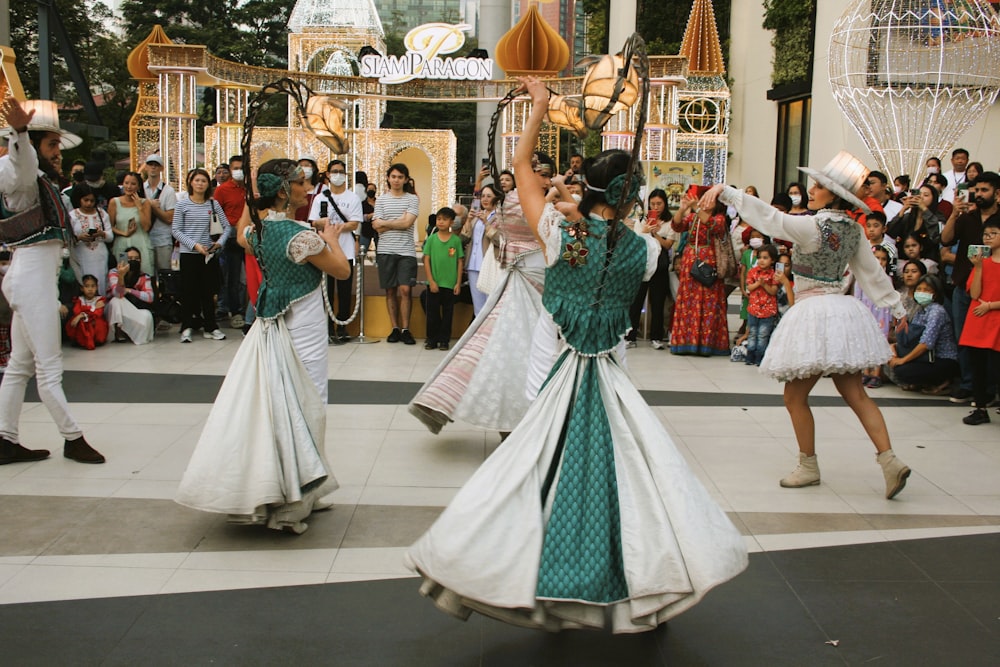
left=775, top=97, right=811, bottom=193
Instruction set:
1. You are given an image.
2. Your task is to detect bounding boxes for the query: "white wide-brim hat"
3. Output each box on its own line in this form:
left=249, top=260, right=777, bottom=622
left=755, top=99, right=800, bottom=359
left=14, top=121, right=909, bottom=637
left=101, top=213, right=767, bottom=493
left=800, top=150, right=870, bottom=213
left=1, top=99, right=82, bottom=149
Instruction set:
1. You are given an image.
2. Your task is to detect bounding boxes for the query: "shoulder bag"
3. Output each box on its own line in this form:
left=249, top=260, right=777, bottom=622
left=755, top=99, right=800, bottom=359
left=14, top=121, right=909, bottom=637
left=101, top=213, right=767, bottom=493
left=689, top=217, right=718, bottom=287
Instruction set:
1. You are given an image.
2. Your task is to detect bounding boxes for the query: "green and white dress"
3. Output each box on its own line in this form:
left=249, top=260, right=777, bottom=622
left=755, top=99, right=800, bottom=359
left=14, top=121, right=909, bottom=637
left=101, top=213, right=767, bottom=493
left=405, top=206, right=748, bottom=633
left=176, top=212, right=337, bottom=533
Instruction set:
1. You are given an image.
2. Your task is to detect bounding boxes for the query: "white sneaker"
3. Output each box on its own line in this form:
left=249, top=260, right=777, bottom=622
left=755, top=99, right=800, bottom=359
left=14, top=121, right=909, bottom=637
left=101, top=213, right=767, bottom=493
left=651, top=340, right=664, bottom=350
left=204, top=329, right=227, bottom=340
left=180, top=328, right=193, bottom=343
left=230, top=314, right=245, bottom=329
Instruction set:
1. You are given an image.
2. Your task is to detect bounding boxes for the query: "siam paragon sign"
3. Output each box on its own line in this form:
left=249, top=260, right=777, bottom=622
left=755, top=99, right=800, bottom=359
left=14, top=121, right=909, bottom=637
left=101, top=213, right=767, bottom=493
left=360, top=23, right=494, bottom=84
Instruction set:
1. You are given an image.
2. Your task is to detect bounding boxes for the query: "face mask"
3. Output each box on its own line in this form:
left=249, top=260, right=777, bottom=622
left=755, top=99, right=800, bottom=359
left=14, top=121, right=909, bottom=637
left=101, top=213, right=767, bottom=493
left=367, top=190, right=376, bottom=198
left=85, top=179, right=104, bottom=188
left=913, top=291, right=934, bottom=306
left=61, top=247, right=71, bottom=260
left=749, top=237, right=764, bottom=249
left=893, top=185, right=903, bottom=194
left=571, top=193, right=582, bottom=203
left=230, top=169, right=244, bottom=181
left=329, top=173, right=347, bottom=187
left=301, top=167, right=313, bottom=180
left=128, top=259, right=141, bottom=274
left=927, top=166, right=939, bottom=175
left=790, top=194, right=802, bottom=206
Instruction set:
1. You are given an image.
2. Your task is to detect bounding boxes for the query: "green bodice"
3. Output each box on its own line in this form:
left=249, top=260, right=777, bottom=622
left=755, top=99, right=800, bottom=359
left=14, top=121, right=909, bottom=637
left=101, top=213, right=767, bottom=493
left=542, top=216, right=647, bottom=355
left=250, top=216, right=323, bottom=320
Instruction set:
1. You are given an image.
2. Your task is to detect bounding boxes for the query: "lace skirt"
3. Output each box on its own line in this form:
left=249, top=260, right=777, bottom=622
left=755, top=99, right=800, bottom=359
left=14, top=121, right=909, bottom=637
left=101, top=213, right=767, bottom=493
left=761, top=294, right=892, bottom=382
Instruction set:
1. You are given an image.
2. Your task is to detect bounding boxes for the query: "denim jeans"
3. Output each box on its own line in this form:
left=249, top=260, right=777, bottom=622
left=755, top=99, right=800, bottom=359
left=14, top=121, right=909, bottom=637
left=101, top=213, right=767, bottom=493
left=746, top=314, right=776, bottom=365
left=952, top=286, right=973, bottom=390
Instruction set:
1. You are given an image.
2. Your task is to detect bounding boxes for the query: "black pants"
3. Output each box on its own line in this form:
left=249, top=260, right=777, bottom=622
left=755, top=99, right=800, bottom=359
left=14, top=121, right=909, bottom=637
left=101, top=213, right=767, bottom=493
left=179, top=252, right=220, bottom=332
left=628, top=263, right=673, bottom=341
left=222, top=242, right=246, bottom=317
left=327, top=260, right=354, bottom=335
left=969, top=347, right=1000, bottom=408
left=891, top=356, right=958, bottom=388
left=425, top=288, right=456, bottom=344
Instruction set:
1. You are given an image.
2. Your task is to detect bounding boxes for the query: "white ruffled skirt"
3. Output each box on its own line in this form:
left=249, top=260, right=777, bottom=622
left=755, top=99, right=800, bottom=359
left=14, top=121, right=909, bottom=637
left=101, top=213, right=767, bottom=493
left=761, top=294, right=892, bottom=382
left=175, top=301, right=336, bottom=532
left=405, top=346, right=748, bottom=633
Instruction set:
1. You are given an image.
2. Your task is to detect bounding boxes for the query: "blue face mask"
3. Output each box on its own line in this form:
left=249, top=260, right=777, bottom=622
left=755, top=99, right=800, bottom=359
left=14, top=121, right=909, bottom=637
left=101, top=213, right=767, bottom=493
left=913, top=291, right=934, bottom=306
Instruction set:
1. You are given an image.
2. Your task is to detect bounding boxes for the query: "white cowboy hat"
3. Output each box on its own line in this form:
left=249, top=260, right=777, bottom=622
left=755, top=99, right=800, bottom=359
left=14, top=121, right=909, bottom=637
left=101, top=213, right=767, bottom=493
left=800, top=150, right=870, bottom=213
left=1, top=99, right=82, bottom=149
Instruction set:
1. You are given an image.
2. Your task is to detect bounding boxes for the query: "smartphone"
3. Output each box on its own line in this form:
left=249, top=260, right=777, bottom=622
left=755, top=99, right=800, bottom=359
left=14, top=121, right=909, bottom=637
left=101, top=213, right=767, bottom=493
left=687, top=184, right=710, bottom=200
left=908, top=188, right=921, bottom=197
left=118, top=252, right=128, bottom=263
left=776, top=262, right=785, bottom=275
left=956, top=183, right=970, bottom=204
left=968, top=244, right=992, bottom=259
left=481, top=158, right=489, bottom=167
left=647, top=209, right=659, bottom=223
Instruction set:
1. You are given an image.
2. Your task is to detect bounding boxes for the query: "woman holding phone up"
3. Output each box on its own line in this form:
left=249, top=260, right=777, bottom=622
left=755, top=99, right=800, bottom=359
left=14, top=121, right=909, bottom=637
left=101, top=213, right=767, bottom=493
left=625, top=189, right=673, bottom=349
left=108, top=172, right=153, bottom=276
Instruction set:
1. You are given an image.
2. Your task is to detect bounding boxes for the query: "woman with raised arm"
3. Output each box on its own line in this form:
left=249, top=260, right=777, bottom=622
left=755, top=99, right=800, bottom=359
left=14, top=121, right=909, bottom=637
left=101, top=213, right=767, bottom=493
left=408, top=153, right=552, bottom=435
left=176, top=158, right=351, bottom=534
left=405, top=77, right=747, bottom=633
left=700, top=152, right=913, bottom=499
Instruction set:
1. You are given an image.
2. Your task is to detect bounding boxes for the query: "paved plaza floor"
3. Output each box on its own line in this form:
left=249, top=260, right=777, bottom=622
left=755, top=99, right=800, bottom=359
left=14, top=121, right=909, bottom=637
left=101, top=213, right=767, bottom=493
left=0, top=316, right=998, bottom=665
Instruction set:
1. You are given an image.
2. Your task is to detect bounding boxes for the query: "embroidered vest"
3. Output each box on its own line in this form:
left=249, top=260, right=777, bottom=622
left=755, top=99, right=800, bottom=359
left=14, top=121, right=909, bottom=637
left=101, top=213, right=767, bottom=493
left=791, top=211, right=861, bottom=284
left=542, top=216, right=646, bottom=355
left=250, top=217, right=323, bottom=319
left=0, top=175, right=70, bottom=246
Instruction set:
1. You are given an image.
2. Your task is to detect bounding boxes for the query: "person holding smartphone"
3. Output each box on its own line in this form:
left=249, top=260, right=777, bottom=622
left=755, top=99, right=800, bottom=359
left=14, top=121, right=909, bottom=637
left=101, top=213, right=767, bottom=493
left=887, top=183, right=944, bottom=260
left=108, top=172, right=154, bottom=276
left=626, top=189, right=673, bottom=349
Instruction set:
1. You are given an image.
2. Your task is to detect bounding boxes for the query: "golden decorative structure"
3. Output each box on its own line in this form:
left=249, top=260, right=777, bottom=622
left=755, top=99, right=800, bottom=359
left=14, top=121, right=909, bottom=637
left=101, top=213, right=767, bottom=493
left=579, top=53, right=641, bottom=130
left=126, top=1, right=726, bottom=196
left=676, top=0, right=730, bottom=184
left=494, top=3, right=570, bottom=77
left=546, top=95, right=587, bottom=138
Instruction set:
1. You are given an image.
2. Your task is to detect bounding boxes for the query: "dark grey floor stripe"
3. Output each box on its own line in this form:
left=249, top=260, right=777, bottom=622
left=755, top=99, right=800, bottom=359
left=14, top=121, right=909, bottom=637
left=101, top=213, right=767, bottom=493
left=0, top=533, right=997, bottom=666
left=32, top=371, right=950, bottom=408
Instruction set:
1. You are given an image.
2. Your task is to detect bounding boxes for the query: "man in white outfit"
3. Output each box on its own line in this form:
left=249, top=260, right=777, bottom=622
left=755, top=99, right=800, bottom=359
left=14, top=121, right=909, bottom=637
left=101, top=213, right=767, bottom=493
left=0, top=97, right=105, bottom=465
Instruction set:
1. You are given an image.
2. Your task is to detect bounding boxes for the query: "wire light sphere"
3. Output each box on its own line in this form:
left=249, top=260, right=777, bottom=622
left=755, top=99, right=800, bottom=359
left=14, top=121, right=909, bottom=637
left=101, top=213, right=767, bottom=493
left=829, top=0, right=1000, bottom=181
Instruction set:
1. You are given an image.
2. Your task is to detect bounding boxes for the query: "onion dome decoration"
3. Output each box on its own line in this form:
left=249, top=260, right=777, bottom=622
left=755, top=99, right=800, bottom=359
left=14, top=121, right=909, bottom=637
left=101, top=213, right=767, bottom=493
left=127, top=25, right=175, bottom=80
left=495, top=3, right=570, bottom=77
left=679, top=0, right=726, bottom=75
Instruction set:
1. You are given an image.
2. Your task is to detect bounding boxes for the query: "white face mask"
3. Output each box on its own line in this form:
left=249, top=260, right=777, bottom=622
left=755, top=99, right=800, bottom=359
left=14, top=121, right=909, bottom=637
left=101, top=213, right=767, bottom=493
left=927, top=166, right=939, bottom=175
left=301, top=167, right=313, bottom=180
left=230, top=169, right=244, bottom=181
left=790, top=194, right=802, bottom=206
left=749, top=237, right=764, bottom=249
left=329, top=173, right=347, bottom=187
left=61, top=247, right=71, bottom=260
left=893, top=184, right=903, bottom=194
left=571, top=193, right=582, bottom=203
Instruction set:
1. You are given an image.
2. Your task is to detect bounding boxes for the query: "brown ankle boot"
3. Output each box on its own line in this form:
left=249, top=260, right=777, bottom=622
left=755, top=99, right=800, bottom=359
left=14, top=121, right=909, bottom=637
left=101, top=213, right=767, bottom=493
left=0, top=437, right=50, bottom=465
left=64, top=437, right=105, bottom=464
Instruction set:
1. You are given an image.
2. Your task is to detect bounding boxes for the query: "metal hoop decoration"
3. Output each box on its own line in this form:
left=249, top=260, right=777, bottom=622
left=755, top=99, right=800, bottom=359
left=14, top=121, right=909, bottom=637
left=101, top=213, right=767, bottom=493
left=612, top=33, right=651, bottom=223
left=240, top=78, right=317, bottom=239
left=486, top=86, right=522, bottom=185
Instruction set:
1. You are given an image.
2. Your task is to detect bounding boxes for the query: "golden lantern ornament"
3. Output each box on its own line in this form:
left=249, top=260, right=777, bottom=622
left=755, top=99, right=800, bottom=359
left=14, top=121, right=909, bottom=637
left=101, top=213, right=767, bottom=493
left=578, top=50, right=641, bottom=131
left=302, top=95, right=350, bottom=155
left=546, top=94, right=588, bottom=139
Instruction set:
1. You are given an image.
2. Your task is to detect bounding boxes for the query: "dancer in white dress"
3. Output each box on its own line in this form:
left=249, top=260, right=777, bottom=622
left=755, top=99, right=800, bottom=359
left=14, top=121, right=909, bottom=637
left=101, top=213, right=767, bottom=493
left=700, top=151, right=913, bottom=499
left=405, top=77, right=747, bottom=633
left=176, top=159, right=350, bottom=533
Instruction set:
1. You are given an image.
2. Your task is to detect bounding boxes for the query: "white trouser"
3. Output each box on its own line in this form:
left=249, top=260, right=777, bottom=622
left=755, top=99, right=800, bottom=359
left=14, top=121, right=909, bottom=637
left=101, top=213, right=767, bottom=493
left=0, top=241, right=82, bottom=441
left=467, top=270, right=489, bottom=316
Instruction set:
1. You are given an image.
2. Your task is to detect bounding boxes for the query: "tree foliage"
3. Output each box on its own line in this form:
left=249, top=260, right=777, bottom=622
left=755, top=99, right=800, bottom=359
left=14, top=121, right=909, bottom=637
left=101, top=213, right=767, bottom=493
left=762, top=0, right=815, bottom=86
left=11, top=0, right=135, bottom=143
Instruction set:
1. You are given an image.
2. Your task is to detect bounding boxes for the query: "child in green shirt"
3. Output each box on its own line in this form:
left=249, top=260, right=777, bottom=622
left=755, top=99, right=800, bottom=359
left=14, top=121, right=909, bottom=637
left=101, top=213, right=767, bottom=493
left=422, top=207, right=465, bottom=350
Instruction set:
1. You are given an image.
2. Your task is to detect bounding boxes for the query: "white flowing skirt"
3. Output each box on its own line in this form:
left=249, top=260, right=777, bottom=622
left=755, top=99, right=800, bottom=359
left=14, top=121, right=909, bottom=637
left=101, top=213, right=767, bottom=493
left=175, top=295, right=336, bottom=527
left=409, top=254, right=545, bottom=433
left=105, top=296, right=154, bottom=345
left=761, top=294, right=892, bottom=382
left=405, top=346, right=748, bottom=633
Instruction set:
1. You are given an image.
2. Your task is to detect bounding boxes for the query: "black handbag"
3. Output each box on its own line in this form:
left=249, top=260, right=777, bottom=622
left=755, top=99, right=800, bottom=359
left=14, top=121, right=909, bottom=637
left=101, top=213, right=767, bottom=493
left=688, top=218, right=717, bottom=287
left=895, top=321, right=934, bottom=363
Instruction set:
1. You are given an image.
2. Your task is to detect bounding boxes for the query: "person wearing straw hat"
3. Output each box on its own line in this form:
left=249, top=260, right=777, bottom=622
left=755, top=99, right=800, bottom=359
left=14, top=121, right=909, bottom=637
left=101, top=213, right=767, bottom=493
left=700, top=152, right=912, bottom=499
left=0, top=97, right=105, bottom=465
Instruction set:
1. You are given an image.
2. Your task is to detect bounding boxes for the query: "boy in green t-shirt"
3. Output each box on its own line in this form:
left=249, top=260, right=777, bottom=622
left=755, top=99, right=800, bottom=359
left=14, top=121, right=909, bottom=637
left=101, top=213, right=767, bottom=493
left=422, top=207, right=465, bottom=350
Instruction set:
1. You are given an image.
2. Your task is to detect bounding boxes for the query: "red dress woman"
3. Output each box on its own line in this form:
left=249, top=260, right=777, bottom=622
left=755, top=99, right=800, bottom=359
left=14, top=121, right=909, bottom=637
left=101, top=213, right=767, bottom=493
left=669, top=195, right=730, bottom=356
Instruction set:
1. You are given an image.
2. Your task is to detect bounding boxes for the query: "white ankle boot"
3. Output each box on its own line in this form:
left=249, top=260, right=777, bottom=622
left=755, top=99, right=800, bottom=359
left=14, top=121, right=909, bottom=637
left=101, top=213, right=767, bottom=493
left=780, top=453, right=820, bottom=488
left=877, top=449, right=911, bottom=499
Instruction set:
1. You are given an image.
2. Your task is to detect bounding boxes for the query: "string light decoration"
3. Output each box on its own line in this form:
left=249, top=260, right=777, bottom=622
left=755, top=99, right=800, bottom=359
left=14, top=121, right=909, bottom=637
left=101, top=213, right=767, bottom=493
left=830, top=0, right=1000, bottom=181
